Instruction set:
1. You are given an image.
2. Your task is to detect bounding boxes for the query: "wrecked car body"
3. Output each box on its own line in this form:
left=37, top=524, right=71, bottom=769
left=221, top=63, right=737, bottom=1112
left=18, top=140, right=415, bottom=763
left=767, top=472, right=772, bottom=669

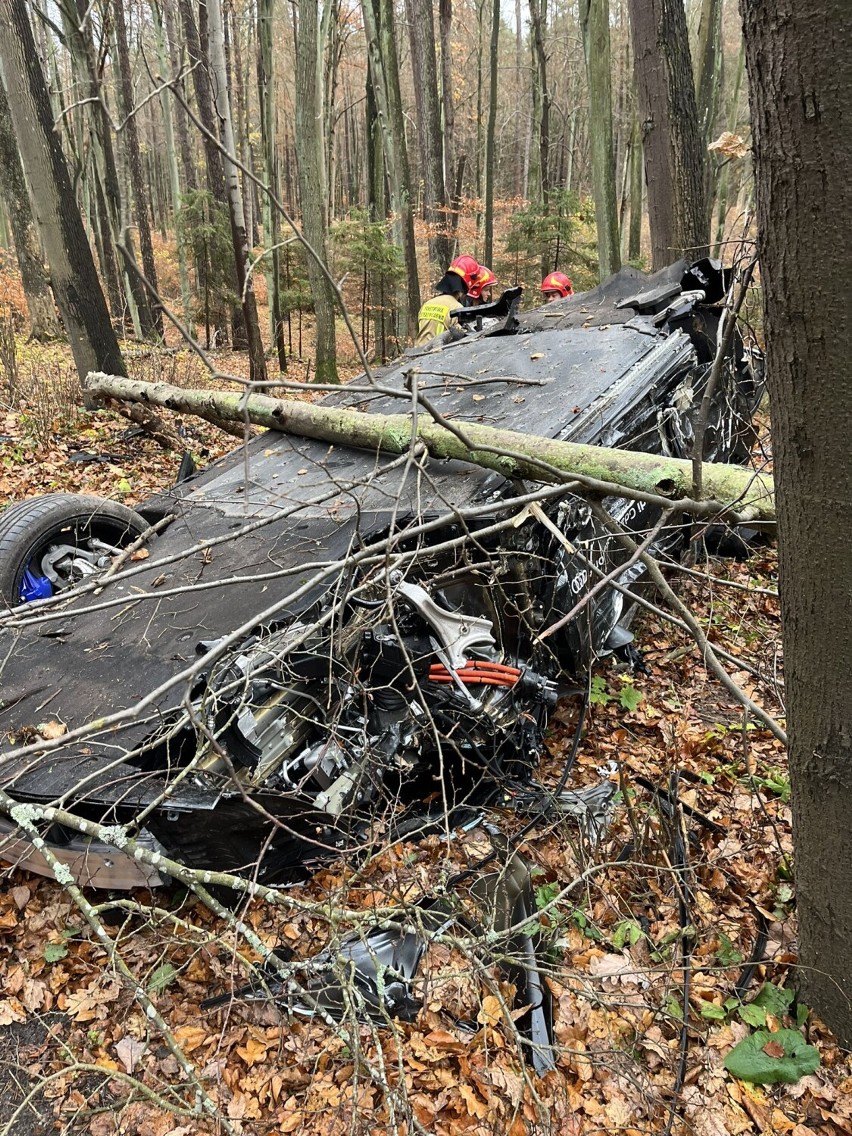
left=0, top=259, right=762, bottom=892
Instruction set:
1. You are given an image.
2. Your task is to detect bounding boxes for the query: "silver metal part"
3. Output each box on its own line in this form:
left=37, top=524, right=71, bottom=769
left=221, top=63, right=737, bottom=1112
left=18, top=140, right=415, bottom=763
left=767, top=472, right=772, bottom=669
left=390, top=573, right=496, bottom=669
left=40, top=544, right=101, bottom=585
left=0, top=817, right=166, bottom=890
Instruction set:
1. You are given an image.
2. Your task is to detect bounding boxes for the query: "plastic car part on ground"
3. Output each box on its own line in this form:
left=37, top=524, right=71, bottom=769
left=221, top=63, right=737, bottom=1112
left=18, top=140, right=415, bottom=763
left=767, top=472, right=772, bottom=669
left=203, top=832, right=556, bottom=1076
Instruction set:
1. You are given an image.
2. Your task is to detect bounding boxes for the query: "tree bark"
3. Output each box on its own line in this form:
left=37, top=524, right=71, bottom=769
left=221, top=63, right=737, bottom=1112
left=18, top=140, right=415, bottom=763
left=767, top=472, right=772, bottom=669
left=628, top=0, right=708, bottom=267
left=361, top=0, right=420, bottom=336
left=84, top=373, right=777, bottom=521
left=404, top=0, right=451, bottom=271
left=0, top=2, right=125, bottom=387
left=257, top=0, right=287, bottom=372
left=162, top=0, right=198, bottom=196
left=0, top=76, right=61, bottom=340
left=528, top=0, right=550, bottom=204
left=482, top=0, right=500, bottom=266
left=580, top=0, right=621, bottom=279
left=713, top=38, right=745, bottom=255
left=295, top=0, right=338, bottom=383
left=438, top=0, right=457, bottom=251
left=177, top=0, right=241, bottom=347
left=627, top=102, right=643, bottom=262
left=150, top=0, right=193, bottom=325
left=206, top=0, right=268, bottom=383
left=693, top=0, right=722, bottom=151
left=113, top=0, right=163, bottom=337
left=741, top=0, right=852, bottom=1045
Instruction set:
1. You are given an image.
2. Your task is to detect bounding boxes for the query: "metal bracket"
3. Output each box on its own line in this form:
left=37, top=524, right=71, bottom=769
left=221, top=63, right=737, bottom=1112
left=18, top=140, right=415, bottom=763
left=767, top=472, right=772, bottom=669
left=389, top=571, right=496, bottom=670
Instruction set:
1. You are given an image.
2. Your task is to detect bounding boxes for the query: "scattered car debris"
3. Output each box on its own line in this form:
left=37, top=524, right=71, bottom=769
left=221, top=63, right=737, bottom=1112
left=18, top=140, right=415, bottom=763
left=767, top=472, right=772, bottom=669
left=204, top=831, right=556, bottom=1075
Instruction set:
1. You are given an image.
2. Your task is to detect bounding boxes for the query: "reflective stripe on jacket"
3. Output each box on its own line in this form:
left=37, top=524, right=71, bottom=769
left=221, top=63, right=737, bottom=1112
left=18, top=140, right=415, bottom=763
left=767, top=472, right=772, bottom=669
left=416, top=295, right=462, bottom=345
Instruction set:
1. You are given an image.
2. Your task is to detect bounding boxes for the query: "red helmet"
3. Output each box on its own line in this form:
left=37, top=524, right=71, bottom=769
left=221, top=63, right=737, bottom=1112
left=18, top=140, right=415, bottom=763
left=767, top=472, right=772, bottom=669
left=467, top=267, right=497, bottom=301
left=540, top=271, right=573, bottom=298
left=449, top=254, right=480, bottom=288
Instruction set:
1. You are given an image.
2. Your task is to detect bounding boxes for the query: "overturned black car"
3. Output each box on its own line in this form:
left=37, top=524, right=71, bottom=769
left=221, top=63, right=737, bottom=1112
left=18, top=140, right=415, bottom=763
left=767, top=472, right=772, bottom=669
left=0, top=259, right=762, bottom=890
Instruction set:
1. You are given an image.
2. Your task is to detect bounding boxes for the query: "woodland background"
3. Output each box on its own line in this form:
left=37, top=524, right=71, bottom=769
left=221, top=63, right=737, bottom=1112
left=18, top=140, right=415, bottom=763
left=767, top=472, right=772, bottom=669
left=0, top=2, right=850, bottom=1135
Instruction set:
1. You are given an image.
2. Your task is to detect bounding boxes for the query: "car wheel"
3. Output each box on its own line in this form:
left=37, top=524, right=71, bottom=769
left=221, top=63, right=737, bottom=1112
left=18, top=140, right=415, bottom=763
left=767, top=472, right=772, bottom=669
left=0, top=493, right=149, bottom=605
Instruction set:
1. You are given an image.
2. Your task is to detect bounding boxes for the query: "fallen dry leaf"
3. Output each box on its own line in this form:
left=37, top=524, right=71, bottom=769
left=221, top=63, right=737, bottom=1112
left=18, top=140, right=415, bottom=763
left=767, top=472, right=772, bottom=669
left=115, top=1035, right=147, bottom=1074
left=37, top=719, right=67, bottom=740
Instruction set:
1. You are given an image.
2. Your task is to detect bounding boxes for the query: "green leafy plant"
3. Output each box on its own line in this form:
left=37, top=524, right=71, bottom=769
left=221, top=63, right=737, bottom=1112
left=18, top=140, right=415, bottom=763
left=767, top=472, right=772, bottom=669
left=618, top=678, right=643, bottom=712
left=724, top=1028, right=820, bottom=1084
left=148, top=963, right=178, bottom=994
left=715, top=932, right=743, bottom=968
left=176, top=189, right=235, bottom=332
left=588, top=675, right=644, bottom=712
left=611, top=919, right=643, bottom=951
left=749, top=769, right=791, bottom=802
left=43, top=940, right=69, bottom=963
left=738, top=982, right=794, bottom=1027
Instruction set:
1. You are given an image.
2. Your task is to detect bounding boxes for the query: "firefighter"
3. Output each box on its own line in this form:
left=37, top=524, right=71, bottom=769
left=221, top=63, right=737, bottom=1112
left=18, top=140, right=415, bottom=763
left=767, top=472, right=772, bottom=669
left=467, top=267, right=498, bottom=305
left=415, top=270, right=469, bottom=345
left=540, top=271, right=574, bottom=302
left=448, top=254, right=480, bottom=294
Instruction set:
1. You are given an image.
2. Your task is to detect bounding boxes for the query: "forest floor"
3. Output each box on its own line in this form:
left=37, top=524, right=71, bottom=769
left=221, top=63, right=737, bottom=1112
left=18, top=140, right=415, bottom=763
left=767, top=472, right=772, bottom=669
left=1, top=329, right=851, bottom=1136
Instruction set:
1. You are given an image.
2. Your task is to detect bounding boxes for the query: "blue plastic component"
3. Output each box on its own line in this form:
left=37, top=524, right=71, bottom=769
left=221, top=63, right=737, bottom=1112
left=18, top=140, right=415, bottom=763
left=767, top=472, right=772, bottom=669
left=19, top=564, right=53, bottom=603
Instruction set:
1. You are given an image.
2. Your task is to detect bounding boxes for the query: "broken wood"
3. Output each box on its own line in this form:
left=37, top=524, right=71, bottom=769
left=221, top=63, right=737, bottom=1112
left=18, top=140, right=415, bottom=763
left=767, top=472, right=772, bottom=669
left=85, top=373, right=776, bottom=521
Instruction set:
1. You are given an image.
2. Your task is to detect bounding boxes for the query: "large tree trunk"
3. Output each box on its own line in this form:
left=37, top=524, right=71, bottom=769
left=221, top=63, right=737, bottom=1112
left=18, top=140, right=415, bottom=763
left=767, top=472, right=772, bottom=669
left=627, top=102, right=643, bottom=262
left=294, top=0, right=338, bottom=383
left=438, top=0, right=458, bottom=252
left=482, top=0, right=499, bottom=266
left=84, top=373, right=777, bottom=522
left=712, top=39, right=745, bottom=256
left=206, top=0, right=268, bottom=383
left=65, top=0, right=155, bottom=338
left=0, top=2, right=125, bottom=387
left=0, top=77, right=61, bottom=341
left=177, top=0, right=241, bottom=347
left=405, top=0, right=451, bottom=271
left=527, top=0, right=549, bottom=209
left=741, top=0, right=852, bottom=1046
left=257, top=0, right=287, bottom=373
left=693, top=0, right=722, bottom=151
left=628, top=0, right=708, bottom=268
left=150, top=0, right=193, bottom=325
left=361, top=0, right=420, bottom=337
left=113, top=0, right=163, bottom=337
left=162, top=0, right=198, bottom=196
left=580, top=0, right=621, bottom=279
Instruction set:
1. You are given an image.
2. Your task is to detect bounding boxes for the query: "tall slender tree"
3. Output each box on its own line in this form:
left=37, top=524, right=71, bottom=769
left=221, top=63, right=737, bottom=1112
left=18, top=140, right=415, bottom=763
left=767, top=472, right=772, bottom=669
left=528, top=0, right=550, bottom=206
left=177, top=0, right=242, bottom=346
left=741, top=0, right=852, bottom=1047
left=59, top=0, right=152, bottom=335
left=482, top=0, right=500, bottom=265
left=438, top=0, right=458, bottom=251
left=628, top=0, right=707, bottom=267
left=0, top=0, right=125, bottom=386
left=361, top=0, right=420, bottom=335
left=207, top=0, right=267, bottom=382
left=257, top=0, right=287, bottom=372
left=295, top=0, right=338, bottom=382
left=404, top=0, right=451, bottom=270
left=149, top=0, right=193, bottom=324
left=113, top=0, right=163, bottom=336
left=0, top=78, right=61, bottom=341
left=580, top=0, right=621, bottom=278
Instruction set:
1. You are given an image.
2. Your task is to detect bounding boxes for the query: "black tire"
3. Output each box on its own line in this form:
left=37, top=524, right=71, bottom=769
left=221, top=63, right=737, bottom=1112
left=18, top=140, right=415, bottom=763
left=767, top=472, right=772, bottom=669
left=0, top=493, right=148, bottom=605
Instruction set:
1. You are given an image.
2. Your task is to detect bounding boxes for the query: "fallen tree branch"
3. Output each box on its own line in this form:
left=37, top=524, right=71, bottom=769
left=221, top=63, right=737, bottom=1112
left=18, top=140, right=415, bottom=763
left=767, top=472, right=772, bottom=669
left=85, top=374, right=776, bottom=522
